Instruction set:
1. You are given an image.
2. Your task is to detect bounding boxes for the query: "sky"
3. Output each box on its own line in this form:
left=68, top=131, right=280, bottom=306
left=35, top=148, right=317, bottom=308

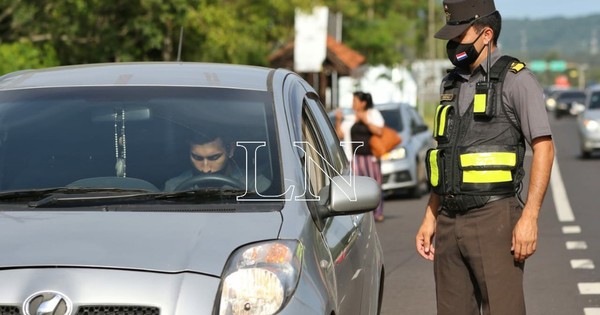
left=494, top=0, right=600, bottom=19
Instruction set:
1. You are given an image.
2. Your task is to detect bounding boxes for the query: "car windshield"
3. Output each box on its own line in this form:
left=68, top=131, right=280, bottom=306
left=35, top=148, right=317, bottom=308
left=590, top=91, right=600, bottom=110
left=557, top=91, right=585, bottom=101
left=0, top=86, right=283, bottom=204
left=380, top=108, right=404, bottom=132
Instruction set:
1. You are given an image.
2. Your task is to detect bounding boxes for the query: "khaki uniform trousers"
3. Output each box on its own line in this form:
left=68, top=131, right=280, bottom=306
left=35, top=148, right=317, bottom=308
left=434, top=197, right=526, bottom=315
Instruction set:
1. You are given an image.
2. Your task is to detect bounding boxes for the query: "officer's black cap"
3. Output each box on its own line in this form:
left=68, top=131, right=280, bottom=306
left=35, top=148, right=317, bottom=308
left=434, top=0, right=497, bottom=40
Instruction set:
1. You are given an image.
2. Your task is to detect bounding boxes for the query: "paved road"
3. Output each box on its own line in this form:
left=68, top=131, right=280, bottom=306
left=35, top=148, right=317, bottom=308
left=377, top=114, right=600, bottom=315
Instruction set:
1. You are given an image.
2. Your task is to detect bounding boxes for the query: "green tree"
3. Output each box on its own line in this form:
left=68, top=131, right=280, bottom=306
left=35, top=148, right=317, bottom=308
left=0, top=41, right=58, bottom=74
left=1, top=0, right=434, bottom=68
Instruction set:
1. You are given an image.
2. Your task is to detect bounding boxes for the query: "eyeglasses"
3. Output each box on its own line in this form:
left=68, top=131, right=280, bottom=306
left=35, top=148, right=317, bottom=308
left=190, top=152, right=223, bottom=162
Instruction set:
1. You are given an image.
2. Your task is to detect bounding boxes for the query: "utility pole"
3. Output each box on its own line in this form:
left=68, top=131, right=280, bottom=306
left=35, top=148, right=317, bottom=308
left=428, top=0, right=435, bottom=60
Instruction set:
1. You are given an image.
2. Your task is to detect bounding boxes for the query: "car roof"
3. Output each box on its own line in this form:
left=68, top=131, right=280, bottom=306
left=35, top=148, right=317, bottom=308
left=0, top=62, right=275, bottom=91
left=375, top=102, right=413, bottom=110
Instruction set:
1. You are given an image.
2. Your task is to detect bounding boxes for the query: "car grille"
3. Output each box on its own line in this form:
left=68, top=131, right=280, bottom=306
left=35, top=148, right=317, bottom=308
left=0, top=306, right=19, bottom=315
left=382, top=174, right=390, bottom=183
left=383, top=170, right=412, bottom=184
left=0, top=305, right=160, bottom=315
left=76, top=305, right=160, bottom=315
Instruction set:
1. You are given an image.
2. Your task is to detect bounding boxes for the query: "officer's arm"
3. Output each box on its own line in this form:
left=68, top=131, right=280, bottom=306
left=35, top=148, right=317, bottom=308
left=524, top=136, right=554, bottom=216
left=416, top=192, right=440, bottom=261
left=512, top=136, right=554, bottom=262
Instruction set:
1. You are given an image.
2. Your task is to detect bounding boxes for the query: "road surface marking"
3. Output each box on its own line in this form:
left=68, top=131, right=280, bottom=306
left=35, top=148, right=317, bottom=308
left=571, top=259, right=595, bottom=269
left=585, top=308, right=600, bottom=315
left=550, top=157, right=575, bottom=222
left=562, top=225, right=581, bottom=234
left=579, top=283, right=600, bottom=294
left=566, top=241, right=588, bottom=250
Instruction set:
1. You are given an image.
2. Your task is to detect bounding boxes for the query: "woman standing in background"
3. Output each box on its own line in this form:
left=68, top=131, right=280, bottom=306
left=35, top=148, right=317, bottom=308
left=335, top=91, right=385, bottom=222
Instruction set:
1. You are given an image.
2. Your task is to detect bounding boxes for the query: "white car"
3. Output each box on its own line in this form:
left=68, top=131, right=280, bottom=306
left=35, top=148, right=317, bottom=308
left=577, top=86, right=600, bottom=158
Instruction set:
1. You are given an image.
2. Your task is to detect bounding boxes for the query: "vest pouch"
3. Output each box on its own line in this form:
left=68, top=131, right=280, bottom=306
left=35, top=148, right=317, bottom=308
left=473, top=82, right=495, bottom=120
left=458, top=146, right=517, bottom=194
left=433, top=105, right=455, bottom=143
left=426, top=148, right=447, bottom=194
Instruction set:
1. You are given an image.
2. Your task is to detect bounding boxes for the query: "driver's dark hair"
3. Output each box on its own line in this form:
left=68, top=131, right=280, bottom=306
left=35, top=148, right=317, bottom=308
left=188, top=130, right=226, bottom=146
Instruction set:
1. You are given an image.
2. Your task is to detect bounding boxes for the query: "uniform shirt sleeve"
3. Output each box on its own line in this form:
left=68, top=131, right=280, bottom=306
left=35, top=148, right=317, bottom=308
left=503, top=69, right=552, bottom=146
left=367, top=108, right=385, bottom=127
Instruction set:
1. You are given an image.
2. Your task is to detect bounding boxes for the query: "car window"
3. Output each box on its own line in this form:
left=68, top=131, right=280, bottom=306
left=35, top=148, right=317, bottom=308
left=557, top=91, right=585, bottom=100
left=589, top=91, right=600, bottom=110
left=380, top=108, right=404, bottom=132
left=406, top=106, right=423, bottom=131
left=305, top=98, right=349, bottom=175
left=300, top=103, right=331, bottom=198
left=0, top=86, right=283, bottom=199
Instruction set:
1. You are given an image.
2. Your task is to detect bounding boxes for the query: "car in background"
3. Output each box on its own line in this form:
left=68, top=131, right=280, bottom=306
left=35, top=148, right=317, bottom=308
left=552, top=89, right=586, bottom=118
left=330, top=103, right=435, bottom=198
left=577, top=85, right=600, bottom=158
left=544, top=87, right=568, bottom=111
left=377, top=103, right=435, bottom=198
left=0, top=63, right=384, bottom=315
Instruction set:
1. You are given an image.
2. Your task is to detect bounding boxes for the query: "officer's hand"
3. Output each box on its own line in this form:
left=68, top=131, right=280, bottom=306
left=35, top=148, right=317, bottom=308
left=511, top=211, right=538, bottom=262
left=416, top=220, right=436, bottom=261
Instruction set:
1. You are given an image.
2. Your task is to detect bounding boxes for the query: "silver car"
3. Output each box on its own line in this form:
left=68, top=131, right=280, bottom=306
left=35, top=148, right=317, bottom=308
left=377, top=103, right=435, bottom=198
left=577, top=85, right=600, bottom=158
left=0, top=63, right=384, bottom=315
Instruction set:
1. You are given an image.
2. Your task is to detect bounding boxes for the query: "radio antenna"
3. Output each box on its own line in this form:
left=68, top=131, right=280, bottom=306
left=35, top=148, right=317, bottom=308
left=176, top=27, right=184, bottom=62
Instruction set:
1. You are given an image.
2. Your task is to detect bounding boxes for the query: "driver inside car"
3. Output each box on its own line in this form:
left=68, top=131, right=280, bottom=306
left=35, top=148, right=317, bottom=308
left=164, top=131, right=242, bottom=191
left=164, top=131, right=270, bottom=192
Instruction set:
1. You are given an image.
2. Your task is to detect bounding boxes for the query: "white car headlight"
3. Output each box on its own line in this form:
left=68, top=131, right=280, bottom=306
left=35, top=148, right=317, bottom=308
left=217, top=240, right=303, bottom=315
left=381, top=147, right=407, bottom=160
left=584, top=119, right=600, bottom=132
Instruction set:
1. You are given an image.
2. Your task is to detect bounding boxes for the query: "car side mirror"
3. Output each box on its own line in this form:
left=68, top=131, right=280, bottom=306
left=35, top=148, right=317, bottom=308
left=318, top=175, right=381, bottom=217
left=413, top=124, right=429, bottom=135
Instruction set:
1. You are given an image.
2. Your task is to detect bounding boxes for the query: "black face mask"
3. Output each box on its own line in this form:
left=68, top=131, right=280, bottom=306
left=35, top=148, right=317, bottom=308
left=446, top=31, right=485, bottom=70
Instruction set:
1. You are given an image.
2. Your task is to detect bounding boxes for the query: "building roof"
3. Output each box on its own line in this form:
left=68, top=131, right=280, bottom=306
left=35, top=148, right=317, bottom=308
left=268, top=36, right=366, bottom=75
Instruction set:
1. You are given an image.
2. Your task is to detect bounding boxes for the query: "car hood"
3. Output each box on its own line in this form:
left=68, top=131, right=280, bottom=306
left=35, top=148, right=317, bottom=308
left=0, top=210, right=282, bottom=276
left=583, top=109, right=600, bottom=120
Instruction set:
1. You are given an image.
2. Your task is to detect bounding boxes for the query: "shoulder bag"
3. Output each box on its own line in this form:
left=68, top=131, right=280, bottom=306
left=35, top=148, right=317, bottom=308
left=369, top=126, right=402, bottom=158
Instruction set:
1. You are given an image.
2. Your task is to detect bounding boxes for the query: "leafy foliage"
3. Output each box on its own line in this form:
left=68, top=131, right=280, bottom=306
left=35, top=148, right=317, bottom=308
left=0, top=0, right=433, bottom=73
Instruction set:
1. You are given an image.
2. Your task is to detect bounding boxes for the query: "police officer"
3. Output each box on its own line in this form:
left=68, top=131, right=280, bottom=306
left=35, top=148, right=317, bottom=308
left=415, top=0, right=555, bottom=314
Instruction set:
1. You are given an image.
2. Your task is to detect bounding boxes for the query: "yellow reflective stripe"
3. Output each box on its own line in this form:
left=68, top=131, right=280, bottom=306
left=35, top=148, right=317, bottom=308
left=428, top=150, right=439, bottom=187
left=474, top=93, right=487, bottom=113
left=438, top=106, right=451, bottom=137
left=460, top=152, right=517, bottom=167
left=463, top=170, right=513, bottom=183
left=434, top=105, right=443, bottom=137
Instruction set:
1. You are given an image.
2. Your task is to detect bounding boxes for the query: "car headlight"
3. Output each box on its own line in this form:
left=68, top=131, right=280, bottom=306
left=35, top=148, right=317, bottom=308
left=584, top=119, right=600, bottom=132
left=216, top=240, right=304, bottom=315
left=381, top=147, right=407, bottom=160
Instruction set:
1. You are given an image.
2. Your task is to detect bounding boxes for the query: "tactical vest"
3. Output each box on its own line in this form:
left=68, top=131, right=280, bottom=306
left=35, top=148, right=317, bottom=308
left=426, top=56, right=527, bottom=211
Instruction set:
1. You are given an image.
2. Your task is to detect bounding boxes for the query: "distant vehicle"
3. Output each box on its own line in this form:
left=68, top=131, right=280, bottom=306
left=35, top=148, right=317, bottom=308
left=577, top=86, right=600, bottom=158
left=330, top=103, right=435, bottom=198
left=544, top=87, right=569, bottom=111
left=377, top=103, right=435, bottom=198
left=552, top=89, right=586, bottom=118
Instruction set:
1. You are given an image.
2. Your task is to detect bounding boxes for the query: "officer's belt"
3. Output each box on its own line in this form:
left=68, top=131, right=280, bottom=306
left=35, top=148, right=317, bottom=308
left=440, top=194, right=512, bottom=214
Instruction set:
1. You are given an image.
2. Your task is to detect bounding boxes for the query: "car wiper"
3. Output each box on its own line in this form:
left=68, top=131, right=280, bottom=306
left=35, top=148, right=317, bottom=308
left=26, top=188, right=252, bottom=208
left=0, top=187, right=151, bottom=202
left=153, top=189, right=253, bottom=202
